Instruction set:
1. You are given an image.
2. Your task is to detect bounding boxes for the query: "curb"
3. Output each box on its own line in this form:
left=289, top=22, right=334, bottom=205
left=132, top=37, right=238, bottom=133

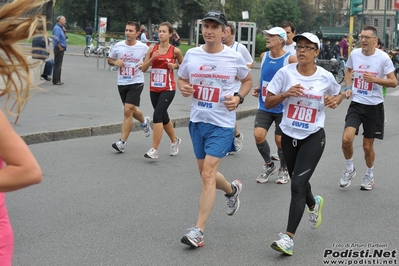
left=21, top=107, right=258, bottom=145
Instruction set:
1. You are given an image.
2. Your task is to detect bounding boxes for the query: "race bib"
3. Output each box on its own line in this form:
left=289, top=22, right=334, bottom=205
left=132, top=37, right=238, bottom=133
left=119, top=62, right=135, bottom=79
left=285, top=91, right=323, bottom=131
left=151, top=68, right=167, bottom=88
left=261, top=80, right=269, bottom=102
left=192, top=78, right=222, bottom=110
left=353, top=72, right=373, bottom=96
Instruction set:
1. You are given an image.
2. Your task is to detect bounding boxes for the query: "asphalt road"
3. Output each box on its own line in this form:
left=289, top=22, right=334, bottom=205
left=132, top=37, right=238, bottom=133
left=7, top=103, right=399, bottom=265
left=3, top=47, right=399, bottom=265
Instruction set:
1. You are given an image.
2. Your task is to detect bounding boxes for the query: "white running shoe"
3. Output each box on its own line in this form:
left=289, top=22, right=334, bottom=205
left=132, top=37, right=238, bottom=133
left=144, top=148, right=158, bottom=159
left=360, top=174, right=375, bottom=190
left=271, top=233, right=294, bottom=256
left=308, top=195, right=324, bottom=229
left=112, top=140, right=125, bottom=153
left=256, top=163, right=277, bottom=183
left=181, top=227, right=204, bottom=248
left=276, top=168, right=290, bottom=184
left=339, top=168, right=356, bottom=188
left=234, top=133, right=243, bottom=153
left=225, top=180, right=242, bottom=216
left=170, top=137, right=181, bottom=156
left=141, top=116, right=152, bottom=137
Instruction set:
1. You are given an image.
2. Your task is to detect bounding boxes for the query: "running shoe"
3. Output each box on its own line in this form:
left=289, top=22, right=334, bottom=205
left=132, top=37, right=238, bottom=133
left=271, top=233, right=294, bottom=256
left=256, top=162, right=276, bottom=183
left=308, top=195, right=324, bottom=229
left=271, top=154, right=280, bottom=161
left=181, top=227, right=204, bottom=248
left=225, top=180, right=242, bottom=216
left=144, top=148, right=158, bottom=159
left=339, top=168, right=356, bottom=188
left=112, top=140, right=125, bottom=153
left=234, top=133, right=244, bottom=153
left=141, top=116, right=152, bottom=137
left=170, top=137, right=181, bottom=156
left=276, top=168, right=290, bottom=184
left=360, top=174, right=375, bottom=191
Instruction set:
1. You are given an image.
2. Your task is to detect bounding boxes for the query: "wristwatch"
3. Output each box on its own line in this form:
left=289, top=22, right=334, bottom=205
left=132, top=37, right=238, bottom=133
left=234, top=93, right=244, bottom=105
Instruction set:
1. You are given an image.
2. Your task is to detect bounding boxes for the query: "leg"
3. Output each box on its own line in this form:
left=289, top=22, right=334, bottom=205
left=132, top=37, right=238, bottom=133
left=52, top=47, right=64, bottom=84
left=285, top=130, right=325, bottom=236
left=43, top=59, right=54, bottom=78
left=194, top=156, right=222, bottom=232
left=363, top=137, right=375, bottom=168
left=120, top=103, right=134, bottom=141
left=342, top=127, right=356, bottom=160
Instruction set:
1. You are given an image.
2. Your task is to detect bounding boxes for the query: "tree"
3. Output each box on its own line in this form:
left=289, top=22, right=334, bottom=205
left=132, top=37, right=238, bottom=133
left=263, top=0, right=301, bottom=29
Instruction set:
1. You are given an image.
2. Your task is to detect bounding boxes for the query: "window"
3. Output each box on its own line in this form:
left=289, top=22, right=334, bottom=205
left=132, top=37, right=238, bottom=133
left=387, top=19, right=391, bottom=28
left=374, top=18, right=379, bottom=27
left=374, top=0, right=380, bottom=9
left=387, top=0, right=392, bottom=10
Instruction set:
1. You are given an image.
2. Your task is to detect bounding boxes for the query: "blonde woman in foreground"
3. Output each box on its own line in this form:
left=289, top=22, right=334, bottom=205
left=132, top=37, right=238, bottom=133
left=0, top=0, right=46, bottom=264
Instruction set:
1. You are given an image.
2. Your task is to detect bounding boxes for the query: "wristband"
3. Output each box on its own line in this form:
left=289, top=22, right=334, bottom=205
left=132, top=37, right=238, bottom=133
left=344, top=86, right=352, bottom=92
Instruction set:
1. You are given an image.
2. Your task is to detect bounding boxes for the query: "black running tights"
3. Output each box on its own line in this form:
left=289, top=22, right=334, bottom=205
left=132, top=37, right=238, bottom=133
left=150, top=90, right=175, bottom=124
left=282, top=128, right=326, bottom=234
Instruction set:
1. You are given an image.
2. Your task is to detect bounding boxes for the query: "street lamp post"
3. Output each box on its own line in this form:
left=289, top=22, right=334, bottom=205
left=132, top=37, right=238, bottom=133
left=94, top=0, right=98, bottom=36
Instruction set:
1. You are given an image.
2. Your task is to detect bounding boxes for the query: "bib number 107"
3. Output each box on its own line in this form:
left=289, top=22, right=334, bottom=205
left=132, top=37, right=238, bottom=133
left=287, top=105, right=316, bottom=123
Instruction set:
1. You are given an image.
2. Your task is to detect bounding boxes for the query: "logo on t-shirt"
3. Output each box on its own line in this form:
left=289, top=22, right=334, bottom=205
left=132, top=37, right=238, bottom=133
left=199, top=64, right=217, bottom=71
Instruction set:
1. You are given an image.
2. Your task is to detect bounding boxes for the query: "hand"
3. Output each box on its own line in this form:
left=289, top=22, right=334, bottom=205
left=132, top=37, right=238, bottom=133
left=222, top=95, right=240, bottom=111
left=114, top=59, right=124, bottom=67
left=344, top=89, right=352, bottom=99
left=252, top=87, right=260, bottom=98
left=285, top=84, right=304, bottom=98
left=152, top=50, right=160, bottom=59
left=324, top=95, right=338, bottom=109
left=167, top=63, right=175, bottom=70
left=363, top=72, right=374, bottom=83
left=180, top=84, right=194, bottom=97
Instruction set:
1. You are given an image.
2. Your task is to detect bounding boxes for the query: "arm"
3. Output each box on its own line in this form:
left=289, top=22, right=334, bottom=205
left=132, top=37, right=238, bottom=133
left=252, top=52, right=265, bottom=98
left=265, top=84, right=304, bottom=109
left=0, top=111, right=42, bottom=192
left=344, top=67, right=353, bottom=99
left=168, top=48, right=184, bottom=70
left=107, top=56, right=124, bottom=67
left=178, top=77, right=194, bottom=97
left=363, top=71, right=397, bottom=88
left=139, top=46, right=155, bottom=72
left=224, top=73, right=253, bottom=111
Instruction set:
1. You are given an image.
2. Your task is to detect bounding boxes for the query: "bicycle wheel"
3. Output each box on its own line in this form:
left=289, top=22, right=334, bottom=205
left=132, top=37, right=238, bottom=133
left=334, top=68, right=345, bottom=84
left=84, top=47, right=91, bottom=57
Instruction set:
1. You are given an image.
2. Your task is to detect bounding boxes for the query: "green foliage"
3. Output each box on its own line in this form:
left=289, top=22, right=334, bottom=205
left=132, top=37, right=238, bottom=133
left=255, top=34, right=266, bottom=57
left=263, top=0, right=301, bottom=29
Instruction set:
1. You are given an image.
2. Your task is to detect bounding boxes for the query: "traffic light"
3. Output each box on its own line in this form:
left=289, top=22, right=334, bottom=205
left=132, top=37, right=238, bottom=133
left=350, top=0, right=363, bottom=16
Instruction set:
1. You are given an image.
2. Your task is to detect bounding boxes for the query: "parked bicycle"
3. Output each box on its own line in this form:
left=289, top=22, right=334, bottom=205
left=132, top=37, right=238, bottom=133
left=84, top=38, right=108, bottom=58
left=316, top=58, right=345, bottom=84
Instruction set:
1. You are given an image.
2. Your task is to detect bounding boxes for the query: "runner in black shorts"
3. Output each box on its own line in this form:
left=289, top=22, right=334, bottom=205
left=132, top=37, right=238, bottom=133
left=340, top=25, right=397, bottom=191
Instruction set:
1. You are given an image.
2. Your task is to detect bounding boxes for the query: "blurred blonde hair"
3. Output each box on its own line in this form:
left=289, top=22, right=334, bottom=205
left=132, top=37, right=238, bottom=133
left=0, top=0, right=50, bottom=123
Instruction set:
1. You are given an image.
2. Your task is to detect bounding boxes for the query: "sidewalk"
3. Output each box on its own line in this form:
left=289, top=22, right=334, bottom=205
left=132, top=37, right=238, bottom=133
left=4, top=46, right=260, bottom=145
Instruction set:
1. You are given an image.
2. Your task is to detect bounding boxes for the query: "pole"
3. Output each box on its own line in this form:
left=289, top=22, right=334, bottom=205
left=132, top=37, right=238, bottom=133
left=383, top=0, right=387, bottom=46
left=94, top=0, right=98, bottom=37
left=396, top=11, right=399, bottom=48
left=329, top=0, right=332, bottom=26
left=349, top=16, right=355, bottom=55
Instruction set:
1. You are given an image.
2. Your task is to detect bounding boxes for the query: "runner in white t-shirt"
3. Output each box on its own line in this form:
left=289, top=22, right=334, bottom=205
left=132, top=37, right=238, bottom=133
left=339, top=25, right=397, bottom=191
left=222, top=22, right=254, bottom=154
left=108, top=21, right=152, bottom=153
left=177, top=10, right=252, bottom=248
left=281, top=21, right=297, bottom=56
left=266, top=33, right=342, bottom=256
